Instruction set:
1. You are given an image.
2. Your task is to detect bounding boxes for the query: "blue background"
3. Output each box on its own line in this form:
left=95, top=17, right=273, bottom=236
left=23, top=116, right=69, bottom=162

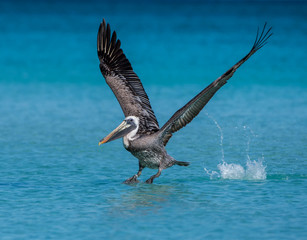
left=0, top=0, right=306, bottom=239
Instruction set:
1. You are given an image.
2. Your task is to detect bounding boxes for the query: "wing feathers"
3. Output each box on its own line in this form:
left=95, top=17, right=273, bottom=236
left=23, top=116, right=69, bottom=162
left=97, top=19, right=159, bottom=134
left=159, top=24, right=272, bottom=146
left=97, top=20, right=272, bottom=141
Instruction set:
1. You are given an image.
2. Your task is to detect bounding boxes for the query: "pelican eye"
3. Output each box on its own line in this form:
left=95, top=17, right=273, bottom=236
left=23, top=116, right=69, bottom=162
left=126, top=118, right=133, bottom=124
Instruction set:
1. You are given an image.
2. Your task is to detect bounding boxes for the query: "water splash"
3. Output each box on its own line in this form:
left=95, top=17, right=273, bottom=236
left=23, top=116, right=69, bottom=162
left=216, top=158, right=267, bottom=180
left=204, top=114, right=267, bottom=180
left=206, top=113, right=224, bottom=162
left=204, top=168, right=220, bottom=180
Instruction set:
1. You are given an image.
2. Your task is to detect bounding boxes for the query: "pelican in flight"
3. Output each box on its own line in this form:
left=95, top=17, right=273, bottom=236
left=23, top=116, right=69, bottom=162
left=97, top=19, right=272, bottom=184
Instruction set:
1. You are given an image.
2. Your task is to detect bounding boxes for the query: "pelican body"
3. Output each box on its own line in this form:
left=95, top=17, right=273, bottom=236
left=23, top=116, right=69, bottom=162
left=97, top=20, right=272, bottom=184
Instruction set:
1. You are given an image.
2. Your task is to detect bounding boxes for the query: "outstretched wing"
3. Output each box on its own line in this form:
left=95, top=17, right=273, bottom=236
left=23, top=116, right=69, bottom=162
left=159, top=23, right=272, bottom=145
left=97, top=19, right=159, bottom=134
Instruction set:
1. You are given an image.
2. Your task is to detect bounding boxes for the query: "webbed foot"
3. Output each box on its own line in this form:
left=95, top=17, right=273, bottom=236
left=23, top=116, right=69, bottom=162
left=123, top=175, right=139, bottom=184
left=145, top=177, right=154, bottom=184
left=145, top=168, right=162, bottom=184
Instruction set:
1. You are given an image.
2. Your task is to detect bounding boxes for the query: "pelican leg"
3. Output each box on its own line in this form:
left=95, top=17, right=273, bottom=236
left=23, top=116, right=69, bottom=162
left=145, top=167, right=162, bottom=184
left=123, top=164, right=144, bottom=184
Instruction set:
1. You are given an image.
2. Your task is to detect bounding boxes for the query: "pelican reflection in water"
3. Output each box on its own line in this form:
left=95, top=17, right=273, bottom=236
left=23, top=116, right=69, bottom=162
left=97, top=19, right=272, bottom=184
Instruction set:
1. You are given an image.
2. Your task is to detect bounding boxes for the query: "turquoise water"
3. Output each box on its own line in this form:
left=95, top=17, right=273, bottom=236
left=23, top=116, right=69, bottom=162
left=1, top=0, right=306, bottom=239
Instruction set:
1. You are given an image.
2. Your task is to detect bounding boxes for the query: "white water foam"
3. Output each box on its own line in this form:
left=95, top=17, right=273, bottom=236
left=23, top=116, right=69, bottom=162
left=204, top=114, right=267, bottom=180
left=216, top=158, right=266, bottom=180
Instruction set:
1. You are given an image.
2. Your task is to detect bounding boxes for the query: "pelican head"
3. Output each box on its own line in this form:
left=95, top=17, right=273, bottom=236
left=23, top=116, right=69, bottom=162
left=99, top=116, right=139, bottom=145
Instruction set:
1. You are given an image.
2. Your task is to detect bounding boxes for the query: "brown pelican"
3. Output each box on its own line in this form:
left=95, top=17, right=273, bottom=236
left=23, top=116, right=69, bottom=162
left=97, top=19, right=272, bottom=184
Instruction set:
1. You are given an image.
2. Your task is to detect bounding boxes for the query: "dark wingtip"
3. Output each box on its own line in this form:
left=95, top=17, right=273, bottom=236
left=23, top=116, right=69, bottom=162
left=97, top=19, right=107, bottom=51
left=252, top=22, right=273, bottom=52
left=97, top=19, right=133, bottom=74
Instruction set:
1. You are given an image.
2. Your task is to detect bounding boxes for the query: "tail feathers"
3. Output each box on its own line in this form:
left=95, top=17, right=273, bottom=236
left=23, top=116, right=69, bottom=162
left=175, top=161, right=190, bottom=166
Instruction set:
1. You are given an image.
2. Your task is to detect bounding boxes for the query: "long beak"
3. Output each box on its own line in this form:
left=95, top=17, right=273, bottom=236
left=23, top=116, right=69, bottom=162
left=99, top=120, right=132, bottom=145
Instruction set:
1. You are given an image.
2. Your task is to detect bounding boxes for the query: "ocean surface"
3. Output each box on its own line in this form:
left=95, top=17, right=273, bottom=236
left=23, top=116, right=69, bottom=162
left=1, top=0, right=306, bottom=239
